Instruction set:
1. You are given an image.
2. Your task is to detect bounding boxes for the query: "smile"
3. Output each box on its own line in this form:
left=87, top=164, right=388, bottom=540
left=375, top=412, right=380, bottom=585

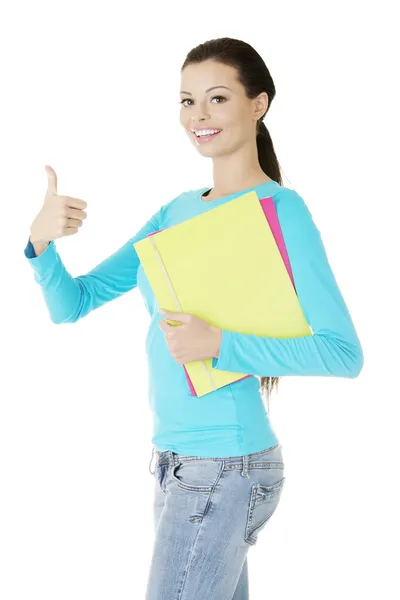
left=192, top=129, right=223, bottom=143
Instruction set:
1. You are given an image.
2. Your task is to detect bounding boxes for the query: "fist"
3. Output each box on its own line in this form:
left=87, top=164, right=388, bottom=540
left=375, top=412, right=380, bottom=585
left=158, top=308, right=222, bottom=365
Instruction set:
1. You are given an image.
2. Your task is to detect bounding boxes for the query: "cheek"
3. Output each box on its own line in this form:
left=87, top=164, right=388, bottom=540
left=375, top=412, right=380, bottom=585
left=179, top=111, right=187, bottom=126
left=180, top=116, right=193, bottom=137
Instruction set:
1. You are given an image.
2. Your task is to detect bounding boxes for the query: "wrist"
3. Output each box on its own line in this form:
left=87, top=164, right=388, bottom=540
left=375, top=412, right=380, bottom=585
left=30, top=228, right=47, bottom=245
left=212, top=326, right=222, bottom=358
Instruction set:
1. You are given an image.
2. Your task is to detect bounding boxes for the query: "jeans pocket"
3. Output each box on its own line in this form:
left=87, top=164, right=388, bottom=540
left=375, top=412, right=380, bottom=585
left=244, top=476, right=286, bottom=546
left=171, top=460, right=223, bottom=493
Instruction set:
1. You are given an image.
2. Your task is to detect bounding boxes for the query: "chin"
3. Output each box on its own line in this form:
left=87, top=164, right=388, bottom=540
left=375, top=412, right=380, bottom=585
left=198, top=146, right=227, bottom=158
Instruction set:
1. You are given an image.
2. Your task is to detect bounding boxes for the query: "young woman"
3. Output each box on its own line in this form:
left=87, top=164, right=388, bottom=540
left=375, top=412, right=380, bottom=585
left=25, top=37, right=363, bottom=600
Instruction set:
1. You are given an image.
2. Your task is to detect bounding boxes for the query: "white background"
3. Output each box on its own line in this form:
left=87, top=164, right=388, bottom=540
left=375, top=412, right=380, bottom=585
left=1, top=0, right=399, bottom=598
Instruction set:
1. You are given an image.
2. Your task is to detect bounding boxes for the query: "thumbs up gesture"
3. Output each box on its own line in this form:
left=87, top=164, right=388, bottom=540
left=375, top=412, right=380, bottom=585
left=30, top=165, right=88, bottom=243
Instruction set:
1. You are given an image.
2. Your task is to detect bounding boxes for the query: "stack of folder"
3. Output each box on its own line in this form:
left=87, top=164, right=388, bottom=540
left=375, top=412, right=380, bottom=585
left=134, top=190, right=312, bottom=397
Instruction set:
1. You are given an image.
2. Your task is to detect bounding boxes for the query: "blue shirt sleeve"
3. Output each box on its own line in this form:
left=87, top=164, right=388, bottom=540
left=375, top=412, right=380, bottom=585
left=24, top=206, right=164, bottom=324
left=211, top=188, right=364, bottom=379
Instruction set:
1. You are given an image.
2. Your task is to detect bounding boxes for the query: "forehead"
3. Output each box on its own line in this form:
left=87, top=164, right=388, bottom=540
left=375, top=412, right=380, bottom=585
left=180, top=60, right=238, bottom=92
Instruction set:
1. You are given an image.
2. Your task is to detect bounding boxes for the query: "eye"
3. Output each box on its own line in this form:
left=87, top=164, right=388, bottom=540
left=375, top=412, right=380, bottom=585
left=211, top=95, right=226, bottom=104
left=179, top=95, right=227, bottom=107
left=179, top=98, right=193, bottom=107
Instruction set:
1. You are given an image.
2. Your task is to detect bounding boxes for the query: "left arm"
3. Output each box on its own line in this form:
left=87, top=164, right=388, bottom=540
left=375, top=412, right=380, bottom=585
left=211, top=189, right=364, bottom=378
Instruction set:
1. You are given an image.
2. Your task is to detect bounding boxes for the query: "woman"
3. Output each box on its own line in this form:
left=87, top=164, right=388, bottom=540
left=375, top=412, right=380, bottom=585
left=25, top=37, right=364, bottom=600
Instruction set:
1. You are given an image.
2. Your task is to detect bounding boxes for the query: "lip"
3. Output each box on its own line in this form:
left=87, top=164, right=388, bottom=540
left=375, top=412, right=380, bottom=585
left=191, top=127, right=223, bottom=139
left=191, top=126, right=221, bottom=132
left=192, top=128, right=223, bottom=144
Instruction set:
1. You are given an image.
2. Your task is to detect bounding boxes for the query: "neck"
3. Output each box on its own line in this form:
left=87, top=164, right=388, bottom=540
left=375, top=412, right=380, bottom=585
left=210, top=139, right=269, bottom=197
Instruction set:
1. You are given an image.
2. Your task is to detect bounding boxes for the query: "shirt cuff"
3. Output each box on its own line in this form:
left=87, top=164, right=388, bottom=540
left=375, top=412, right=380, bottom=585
left=24, top=237, right=57, bottom=277
left=211, top=328, right=234, bottom=371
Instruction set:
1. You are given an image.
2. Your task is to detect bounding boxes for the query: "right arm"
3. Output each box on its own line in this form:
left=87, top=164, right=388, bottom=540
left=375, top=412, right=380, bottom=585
left=24, top=207, right=164, bottom=324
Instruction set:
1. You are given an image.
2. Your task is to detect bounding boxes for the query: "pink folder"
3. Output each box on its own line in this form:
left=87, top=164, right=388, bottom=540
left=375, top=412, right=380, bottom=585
left=145, top=196, right=295, bottom=396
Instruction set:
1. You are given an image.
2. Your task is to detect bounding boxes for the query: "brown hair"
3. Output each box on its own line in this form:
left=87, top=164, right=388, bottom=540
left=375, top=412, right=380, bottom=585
left=181, top=37, right=283, bottom=412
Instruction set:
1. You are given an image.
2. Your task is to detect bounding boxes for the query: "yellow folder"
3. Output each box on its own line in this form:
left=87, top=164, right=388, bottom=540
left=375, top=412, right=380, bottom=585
left=134, top=190, right=311, bottom=397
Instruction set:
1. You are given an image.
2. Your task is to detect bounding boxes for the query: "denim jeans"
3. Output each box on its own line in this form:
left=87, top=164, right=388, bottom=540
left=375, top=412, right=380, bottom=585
left=145, top=443, right=285, bottom=600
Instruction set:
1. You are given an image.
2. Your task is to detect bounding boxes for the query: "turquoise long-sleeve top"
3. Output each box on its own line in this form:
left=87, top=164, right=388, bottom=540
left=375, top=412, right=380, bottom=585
left=24, top=180, right=364, bottom=457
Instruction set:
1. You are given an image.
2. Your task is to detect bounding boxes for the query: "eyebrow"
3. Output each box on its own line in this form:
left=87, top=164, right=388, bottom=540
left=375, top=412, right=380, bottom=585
left=180, top=85, right=232, bottom=96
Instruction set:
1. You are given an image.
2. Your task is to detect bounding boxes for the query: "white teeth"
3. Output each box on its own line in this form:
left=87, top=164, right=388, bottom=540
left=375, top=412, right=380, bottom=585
left=194, top=129, right=221, bottom=137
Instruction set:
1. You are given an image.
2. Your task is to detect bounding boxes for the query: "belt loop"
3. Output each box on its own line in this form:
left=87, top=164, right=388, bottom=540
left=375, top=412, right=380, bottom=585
left=149, top=446, right=156, bottom=475
left=167, top=449, right=175, bottom=469
left=241, top=454, right=250, bottom=478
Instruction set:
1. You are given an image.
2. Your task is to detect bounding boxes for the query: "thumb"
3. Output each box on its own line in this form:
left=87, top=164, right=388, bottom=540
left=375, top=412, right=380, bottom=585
left=45, top=165, right=58, bottom=196
left=159, top=308, right=189, bottom=322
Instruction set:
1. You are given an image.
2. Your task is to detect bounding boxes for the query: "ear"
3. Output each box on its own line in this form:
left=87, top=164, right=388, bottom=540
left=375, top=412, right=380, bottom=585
left=253, top=91, right=269, bottom=120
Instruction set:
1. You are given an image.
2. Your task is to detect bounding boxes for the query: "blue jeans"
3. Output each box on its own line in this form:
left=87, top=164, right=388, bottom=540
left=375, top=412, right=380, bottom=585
left=146, top=443, right=285, bottom=599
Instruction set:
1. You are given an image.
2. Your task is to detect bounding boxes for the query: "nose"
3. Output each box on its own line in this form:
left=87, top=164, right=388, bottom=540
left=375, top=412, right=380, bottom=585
left=192, top=109, right=210, bottom=124
left=192, top=118, right=208, bottom=126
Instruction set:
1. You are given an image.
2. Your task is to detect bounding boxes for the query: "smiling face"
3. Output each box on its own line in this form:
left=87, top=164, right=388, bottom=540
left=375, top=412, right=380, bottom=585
left=179, top=60, right=267, bottom=159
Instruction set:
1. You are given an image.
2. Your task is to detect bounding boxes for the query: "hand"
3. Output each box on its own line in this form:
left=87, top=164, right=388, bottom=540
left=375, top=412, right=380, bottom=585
left=30, top=165, right=88, bottom=243
left=158, top=309, right=222, bottom=365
